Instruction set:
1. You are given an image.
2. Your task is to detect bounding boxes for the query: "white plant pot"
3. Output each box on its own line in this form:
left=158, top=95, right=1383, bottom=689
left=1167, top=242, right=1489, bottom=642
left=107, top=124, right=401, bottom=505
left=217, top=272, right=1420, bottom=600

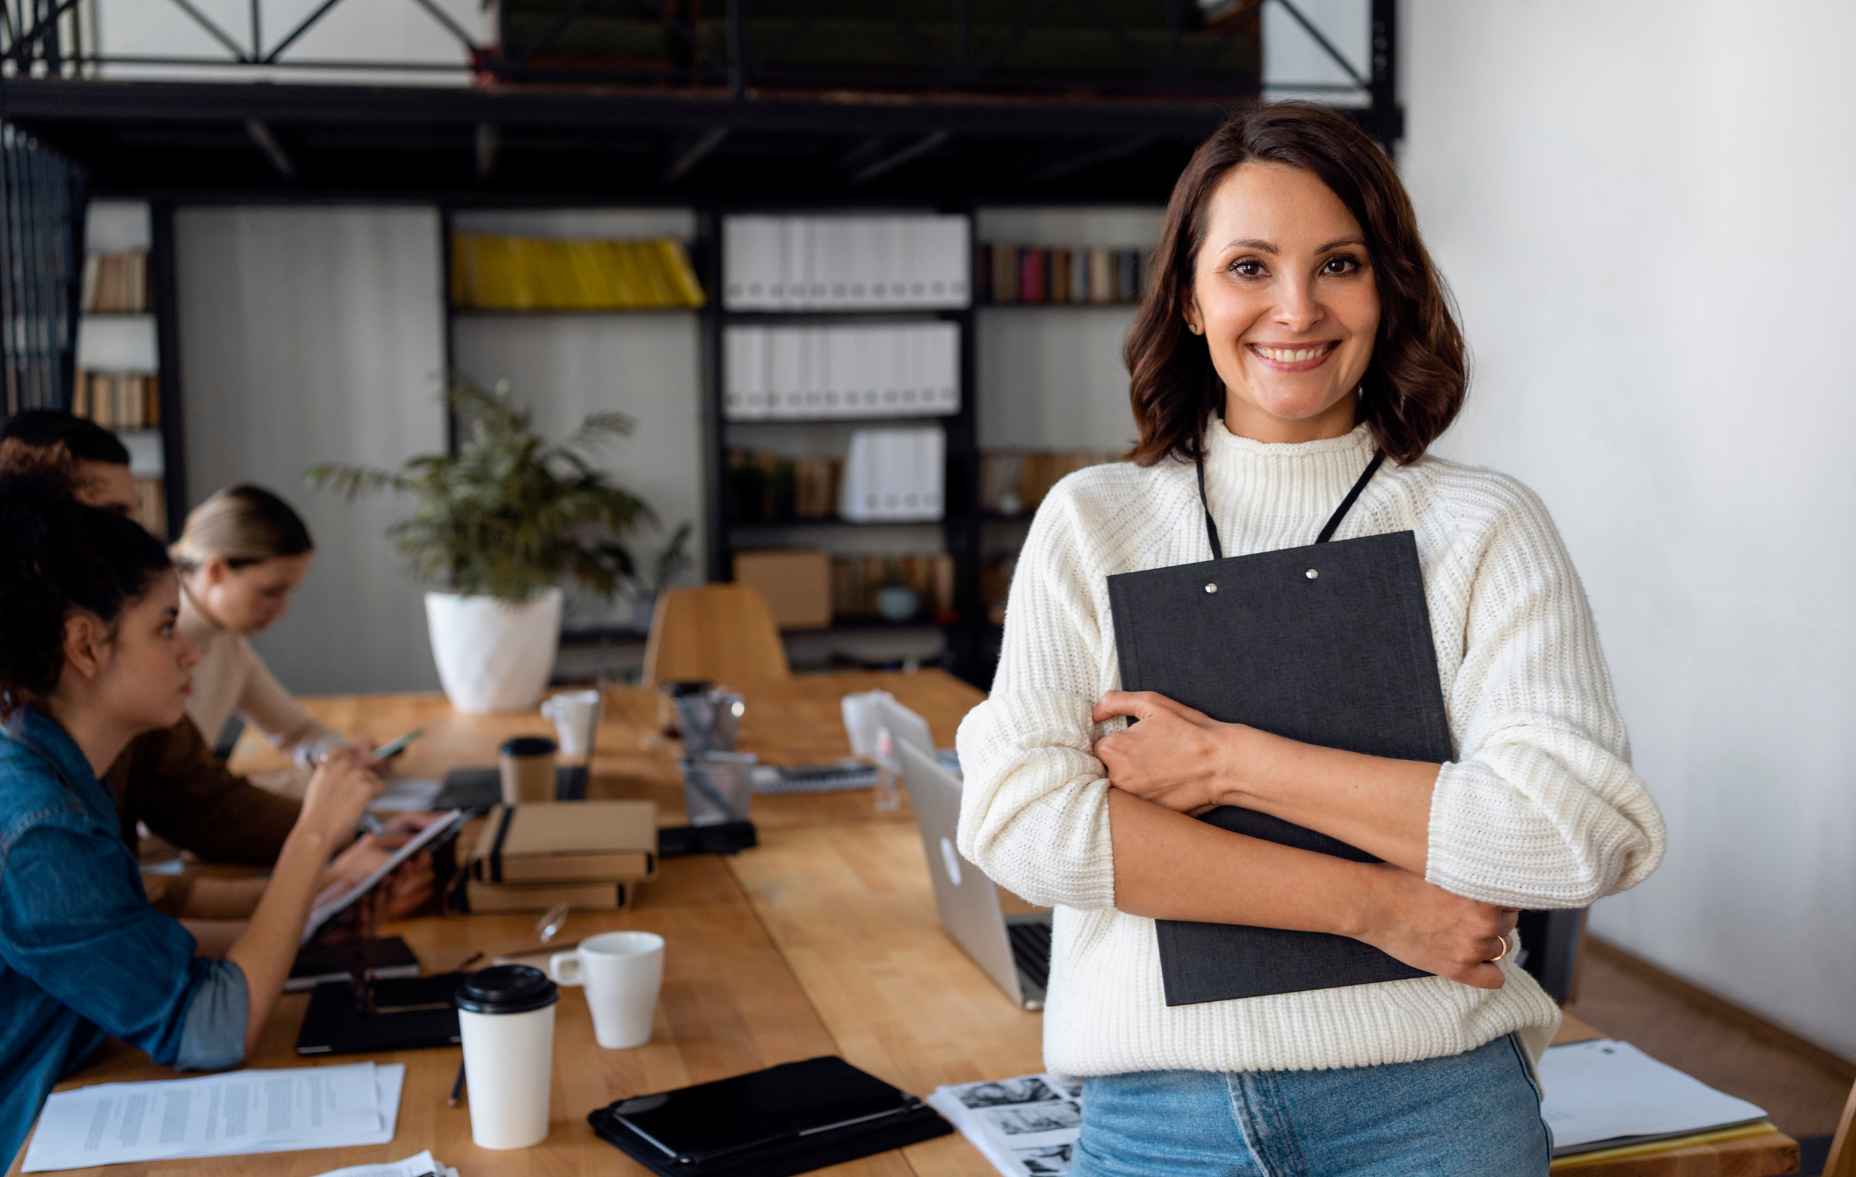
left=424, top=588, right=563, bottom=714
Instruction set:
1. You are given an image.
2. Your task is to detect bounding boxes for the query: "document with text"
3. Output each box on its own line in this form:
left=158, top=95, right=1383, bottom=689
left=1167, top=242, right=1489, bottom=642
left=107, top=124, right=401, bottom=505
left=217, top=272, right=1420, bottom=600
left=22, top=1061, right=404, bottom=1172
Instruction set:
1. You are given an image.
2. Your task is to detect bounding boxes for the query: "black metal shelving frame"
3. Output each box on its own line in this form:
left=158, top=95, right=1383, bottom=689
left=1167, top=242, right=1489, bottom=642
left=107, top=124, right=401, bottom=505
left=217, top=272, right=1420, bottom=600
left=1, top=0, right=1399, bottom=684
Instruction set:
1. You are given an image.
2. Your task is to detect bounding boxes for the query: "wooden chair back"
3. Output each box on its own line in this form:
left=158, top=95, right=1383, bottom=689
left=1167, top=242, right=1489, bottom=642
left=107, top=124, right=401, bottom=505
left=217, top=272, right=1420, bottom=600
left=1827, top=1077, right=1856, bottom=1177
left=642, top=584, right=791, bottom=687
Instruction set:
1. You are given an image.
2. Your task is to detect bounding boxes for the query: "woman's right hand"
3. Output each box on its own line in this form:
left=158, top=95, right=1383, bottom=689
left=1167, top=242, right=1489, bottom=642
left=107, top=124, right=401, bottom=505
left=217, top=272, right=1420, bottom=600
left=1350, top=864, right=1519, bottom=990
left=295, top=750, right=381, bottom=843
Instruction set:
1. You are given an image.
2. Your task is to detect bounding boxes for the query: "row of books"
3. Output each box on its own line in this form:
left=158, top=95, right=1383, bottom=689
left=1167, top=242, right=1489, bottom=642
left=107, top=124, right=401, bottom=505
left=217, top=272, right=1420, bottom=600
left=454, top=800, right=656, bottom=915
left=72, top=369, right=160, bottom=429
left=979, top=449, right=1121, bottom=515
left=727, top=450, right=844, bottom=523
left=723, top=214, right=970, bottom=311
left=82, top=249, right=150, bottom=313
left=724, top=322, right=960, bottom=421
left=976, top=244, right=1153, bottom=306
left=450, top=235, right=706, bottom=311
left=832, top=554, right=957, bottom=622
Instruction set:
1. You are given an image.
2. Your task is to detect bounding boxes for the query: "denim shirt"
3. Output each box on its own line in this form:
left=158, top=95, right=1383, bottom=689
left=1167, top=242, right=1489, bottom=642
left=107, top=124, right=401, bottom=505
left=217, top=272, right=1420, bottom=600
left=0, top=708, right=248, bottom=1166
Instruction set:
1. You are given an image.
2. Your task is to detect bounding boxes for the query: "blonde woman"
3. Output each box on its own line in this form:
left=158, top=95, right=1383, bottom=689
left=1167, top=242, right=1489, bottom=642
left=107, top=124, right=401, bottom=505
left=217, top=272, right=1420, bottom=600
left=171, top=484, right=370, bottom=767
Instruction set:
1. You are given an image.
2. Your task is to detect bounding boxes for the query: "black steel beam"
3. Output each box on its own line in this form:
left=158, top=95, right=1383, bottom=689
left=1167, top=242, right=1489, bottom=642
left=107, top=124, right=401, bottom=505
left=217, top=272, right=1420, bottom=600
left=845, top=128, right=949, bottom=186
left=244, top=118, right=296, bottom=180
left=1369, top=0, right=1402, bottom=150
left=474, top=122, right=498, bottom=180
left=1014, top=133, right=1154, bottom=189
left=0, top=78, right=1233, bottom=140
left=662, top=124, right=730, bottom=185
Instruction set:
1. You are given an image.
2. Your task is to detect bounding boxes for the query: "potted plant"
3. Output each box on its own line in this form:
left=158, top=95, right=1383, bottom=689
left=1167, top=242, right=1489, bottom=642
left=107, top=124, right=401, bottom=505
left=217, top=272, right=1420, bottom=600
left=310, top=379, right=654, bottom=713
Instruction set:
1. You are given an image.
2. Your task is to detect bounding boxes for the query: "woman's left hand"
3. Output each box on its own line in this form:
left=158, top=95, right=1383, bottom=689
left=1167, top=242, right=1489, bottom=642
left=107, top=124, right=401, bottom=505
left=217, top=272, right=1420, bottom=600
left=1092, top=691, right=1243, bottom=815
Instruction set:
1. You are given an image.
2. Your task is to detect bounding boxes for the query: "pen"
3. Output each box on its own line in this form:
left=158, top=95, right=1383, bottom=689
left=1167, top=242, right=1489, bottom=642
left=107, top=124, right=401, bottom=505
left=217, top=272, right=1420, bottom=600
left=447, top=1061, right=466, bottom=1108
left=453, top=951, right=483, bottom=972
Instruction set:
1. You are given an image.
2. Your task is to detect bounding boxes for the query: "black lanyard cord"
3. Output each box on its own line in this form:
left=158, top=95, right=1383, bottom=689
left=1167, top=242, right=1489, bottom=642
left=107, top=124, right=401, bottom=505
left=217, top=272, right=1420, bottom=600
left=1195, top=447, right=1386, bottom=559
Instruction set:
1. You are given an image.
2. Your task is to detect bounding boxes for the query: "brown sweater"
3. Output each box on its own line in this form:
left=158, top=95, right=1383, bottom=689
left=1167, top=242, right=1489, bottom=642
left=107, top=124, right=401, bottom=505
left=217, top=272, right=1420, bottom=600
left=103, top=716, right=302, bottom=915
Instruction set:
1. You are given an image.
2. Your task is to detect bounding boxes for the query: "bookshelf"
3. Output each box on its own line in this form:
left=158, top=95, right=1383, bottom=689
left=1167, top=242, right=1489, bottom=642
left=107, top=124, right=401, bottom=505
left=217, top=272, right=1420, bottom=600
left=439, top=203, right=1156, bottom=687
left=704, top=210, right=986, bottom=681
left=74, top=199, right=184, bottom=538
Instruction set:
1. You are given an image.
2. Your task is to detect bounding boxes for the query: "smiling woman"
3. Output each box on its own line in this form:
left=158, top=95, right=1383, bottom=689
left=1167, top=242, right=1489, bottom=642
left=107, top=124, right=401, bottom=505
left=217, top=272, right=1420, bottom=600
left=1126, top=104, right=1464, bottom=466
left=954, top=103, right=1666, bottom=1176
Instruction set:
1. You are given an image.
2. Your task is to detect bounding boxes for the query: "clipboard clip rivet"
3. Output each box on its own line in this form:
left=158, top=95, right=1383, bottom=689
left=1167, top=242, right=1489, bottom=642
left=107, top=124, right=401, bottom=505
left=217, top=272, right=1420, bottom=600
left=1204, top=583, right=1218, bottom=593
left=1305, top=568, right=1319, bottom=580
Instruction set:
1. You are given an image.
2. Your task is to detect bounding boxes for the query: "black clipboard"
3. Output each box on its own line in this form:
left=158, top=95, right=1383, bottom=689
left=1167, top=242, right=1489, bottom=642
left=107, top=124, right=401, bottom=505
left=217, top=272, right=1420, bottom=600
left=1106, top=452, right=1453, bottom=1006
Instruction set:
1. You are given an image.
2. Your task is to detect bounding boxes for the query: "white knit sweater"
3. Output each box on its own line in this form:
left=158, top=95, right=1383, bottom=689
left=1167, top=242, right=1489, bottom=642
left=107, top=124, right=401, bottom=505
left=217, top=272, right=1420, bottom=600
left=955, top=419, right=1665, bottom=1076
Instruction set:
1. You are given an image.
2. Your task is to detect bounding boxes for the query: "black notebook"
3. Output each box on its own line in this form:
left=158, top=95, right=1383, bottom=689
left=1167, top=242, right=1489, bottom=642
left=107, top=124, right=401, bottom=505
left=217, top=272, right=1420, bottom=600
left=295, top=972, right=463, bottom=1055
left=287, top=936, right=421, bottom=992
left=1107, top=529, right=1454, bottom=1006
left=589, top=1056, right=951, bottom=1177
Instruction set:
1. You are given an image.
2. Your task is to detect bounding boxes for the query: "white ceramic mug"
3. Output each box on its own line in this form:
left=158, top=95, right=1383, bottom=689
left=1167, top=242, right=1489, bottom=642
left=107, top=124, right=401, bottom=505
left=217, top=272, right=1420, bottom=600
left=540, top=689, right=601, bottom=759
left=548, top=931, right=665, bottom=1049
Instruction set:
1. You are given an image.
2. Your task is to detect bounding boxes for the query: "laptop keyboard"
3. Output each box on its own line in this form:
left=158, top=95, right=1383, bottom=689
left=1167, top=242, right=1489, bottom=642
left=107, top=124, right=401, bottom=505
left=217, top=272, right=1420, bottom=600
left=1008, top=921, right=1053, bottom=992
left=749, top=761, right=880, bottom=794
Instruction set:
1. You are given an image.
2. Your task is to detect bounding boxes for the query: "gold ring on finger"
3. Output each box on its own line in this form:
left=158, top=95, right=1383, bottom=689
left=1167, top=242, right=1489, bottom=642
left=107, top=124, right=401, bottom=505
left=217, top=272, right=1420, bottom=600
left=1487, top=934, right=1509, bottom=964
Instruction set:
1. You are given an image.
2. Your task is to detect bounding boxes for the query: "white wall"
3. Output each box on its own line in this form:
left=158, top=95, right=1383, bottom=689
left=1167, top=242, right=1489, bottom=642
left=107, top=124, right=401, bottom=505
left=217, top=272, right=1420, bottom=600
left=1401, top=0, right=1856, bottom=1057
left=177, top=206, right=448, bottom=695
left=974, top=208, right=1162, bottom=453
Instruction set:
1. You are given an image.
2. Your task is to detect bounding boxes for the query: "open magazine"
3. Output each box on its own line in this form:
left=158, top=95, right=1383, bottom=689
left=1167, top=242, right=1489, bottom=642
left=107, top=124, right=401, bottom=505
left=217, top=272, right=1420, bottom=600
left=926, top=1074, right=1084, bottom=1177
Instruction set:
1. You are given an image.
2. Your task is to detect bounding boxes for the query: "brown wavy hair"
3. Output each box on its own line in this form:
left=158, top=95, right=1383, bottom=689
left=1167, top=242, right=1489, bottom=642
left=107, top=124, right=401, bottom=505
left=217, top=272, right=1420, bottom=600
left=1125, top=103, right=1466, bottom=467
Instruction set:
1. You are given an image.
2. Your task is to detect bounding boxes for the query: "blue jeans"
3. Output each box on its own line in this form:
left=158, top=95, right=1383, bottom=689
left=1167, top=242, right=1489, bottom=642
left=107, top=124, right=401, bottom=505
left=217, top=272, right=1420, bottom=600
left=1072, top=1034, right=1550, bottom=1177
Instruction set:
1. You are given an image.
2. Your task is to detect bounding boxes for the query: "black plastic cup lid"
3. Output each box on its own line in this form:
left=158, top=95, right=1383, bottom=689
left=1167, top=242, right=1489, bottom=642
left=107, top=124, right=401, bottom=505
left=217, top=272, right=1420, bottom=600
left=499, top=735, right=557, bottom=757
left=663, top=680, right=713, bottom=697
left=456, top=964, right=559, bottom=1014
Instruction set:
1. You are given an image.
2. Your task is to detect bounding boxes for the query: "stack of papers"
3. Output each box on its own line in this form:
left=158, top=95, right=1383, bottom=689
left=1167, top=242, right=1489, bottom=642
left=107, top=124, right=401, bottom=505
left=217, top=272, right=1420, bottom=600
left=927, top=1074, right=1083, bottom=1176
left=312, top=1150, right=458, bottom=1177
left=1539, top=1040, right=1768, bottom=1156
left=22, top=1062, right=404, bottom=1172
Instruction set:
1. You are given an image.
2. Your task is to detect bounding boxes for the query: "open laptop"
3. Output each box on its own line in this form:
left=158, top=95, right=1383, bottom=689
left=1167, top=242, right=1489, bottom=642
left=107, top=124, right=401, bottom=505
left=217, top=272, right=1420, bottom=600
left=896, top=737, right=1052, bottom=1010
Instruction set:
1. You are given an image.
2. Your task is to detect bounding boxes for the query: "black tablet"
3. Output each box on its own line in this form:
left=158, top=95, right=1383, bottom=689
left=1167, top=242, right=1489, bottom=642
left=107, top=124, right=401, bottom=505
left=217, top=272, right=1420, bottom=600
left=607, top=1057, right=923, bottom=1166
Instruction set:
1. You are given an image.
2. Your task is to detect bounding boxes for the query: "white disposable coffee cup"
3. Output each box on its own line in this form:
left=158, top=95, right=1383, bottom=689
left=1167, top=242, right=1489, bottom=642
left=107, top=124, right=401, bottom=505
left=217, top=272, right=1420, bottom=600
left=540, top=689, right=601, bottom=759
left=456, top=965, right=560, bottom=1149
left=548, top=931, right=665, bottom=1050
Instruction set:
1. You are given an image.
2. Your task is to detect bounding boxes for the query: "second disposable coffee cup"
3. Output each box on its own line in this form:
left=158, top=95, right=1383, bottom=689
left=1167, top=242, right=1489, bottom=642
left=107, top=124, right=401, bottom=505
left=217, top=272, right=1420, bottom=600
left=456, top=965, right=559, bottom=1149
left=498, top=736, right=557, bottom=806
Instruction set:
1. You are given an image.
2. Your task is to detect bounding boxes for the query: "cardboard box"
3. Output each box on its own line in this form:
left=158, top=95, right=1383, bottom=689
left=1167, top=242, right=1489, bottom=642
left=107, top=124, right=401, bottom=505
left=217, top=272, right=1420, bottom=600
left=734, top=548, right=833, bottom=630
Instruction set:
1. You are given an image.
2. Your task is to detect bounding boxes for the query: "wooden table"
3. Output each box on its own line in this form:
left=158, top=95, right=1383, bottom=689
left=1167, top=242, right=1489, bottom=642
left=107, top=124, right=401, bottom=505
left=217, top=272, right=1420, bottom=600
left=11, top=670, right=1798, bottom=1177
